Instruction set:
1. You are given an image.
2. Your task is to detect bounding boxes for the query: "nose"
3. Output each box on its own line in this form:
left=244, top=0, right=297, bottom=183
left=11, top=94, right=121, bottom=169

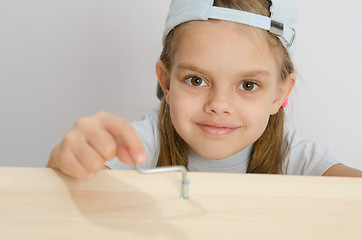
left=204, top=88, right=234, bottom=115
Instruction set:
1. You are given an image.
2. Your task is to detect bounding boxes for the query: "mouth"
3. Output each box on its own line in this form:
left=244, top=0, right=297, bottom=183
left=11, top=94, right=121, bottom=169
left=196, top=121, right=241, bottom=136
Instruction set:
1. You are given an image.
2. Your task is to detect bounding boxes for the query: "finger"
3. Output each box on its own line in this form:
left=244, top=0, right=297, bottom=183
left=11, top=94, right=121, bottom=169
left=56, top=146, right=95, bottom=180
left=116, top=139, right=136, bottom=164
left=83, top=126, right=117, bottom=162
left=72, top=136, right=107, bottom=173
left=98, top=112, right=146, bottom=163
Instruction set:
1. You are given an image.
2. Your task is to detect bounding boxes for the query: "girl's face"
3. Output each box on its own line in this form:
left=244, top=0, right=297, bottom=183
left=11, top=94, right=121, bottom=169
left=157, top=20, right=294, bottom=160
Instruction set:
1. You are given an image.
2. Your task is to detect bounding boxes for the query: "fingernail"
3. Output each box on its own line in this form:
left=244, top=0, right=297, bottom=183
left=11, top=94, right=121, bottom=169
left=136, top=152, right=147, bottom=163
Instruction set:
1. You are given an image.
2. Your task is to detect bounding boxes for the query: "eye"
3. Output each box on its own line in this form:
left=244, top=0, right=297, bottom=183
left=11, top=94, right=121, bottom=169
left=185, top=76, right=207, bottom=87
left=239, top=81, right=259, bottom=92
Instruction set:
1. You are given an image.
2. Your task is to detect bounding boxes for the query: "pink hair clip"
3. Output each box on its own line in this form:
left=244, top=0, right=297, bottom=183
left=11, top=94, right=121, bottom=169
left=281, top=97, right=289, bottom=108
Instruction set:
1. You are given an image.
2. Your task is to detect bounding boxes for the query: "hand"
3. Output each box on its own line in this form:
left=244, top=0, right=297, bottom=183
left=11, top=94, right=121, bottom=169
left=47, top=112, right=146, bottom=179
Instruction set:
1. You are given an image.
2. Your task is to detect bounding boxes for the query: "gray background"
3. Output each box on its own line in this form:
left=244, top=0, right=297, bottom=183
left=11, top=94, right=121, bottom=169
left=1, top=0, right=361, bottom=170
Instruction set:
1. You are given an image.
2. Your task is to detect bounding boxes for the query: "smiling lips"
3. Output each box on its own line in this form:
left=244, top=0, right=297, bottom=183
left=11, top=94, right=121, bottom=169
left=196, top=121, right=240, bottom=136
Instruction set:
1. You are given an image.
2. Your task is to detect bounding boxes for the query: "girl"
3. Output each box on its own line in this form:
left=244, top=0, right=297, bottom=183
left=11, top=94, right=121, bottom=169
left=47, top=0, right=362, bottom=179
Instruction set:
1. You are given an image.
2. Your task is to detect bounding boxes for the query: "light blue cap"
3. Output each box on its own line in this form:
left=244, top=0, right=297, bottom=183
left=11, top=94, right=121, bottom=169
left=163, top=0, right=297, bottom=56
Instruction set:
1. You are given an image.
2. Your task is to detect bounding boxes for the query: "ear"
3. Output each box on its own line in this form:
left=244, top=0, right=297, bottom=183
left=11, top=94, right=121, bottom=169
left=270, top=73, right=296, bottom=115
left=155, top=60, right=171, bottom=103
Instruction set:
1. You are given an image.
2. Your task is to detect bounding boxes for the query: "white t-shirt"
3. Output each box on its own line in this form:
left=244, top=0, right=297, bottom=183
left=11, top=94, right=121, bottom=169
left=106, top=109, right=339, bottom=176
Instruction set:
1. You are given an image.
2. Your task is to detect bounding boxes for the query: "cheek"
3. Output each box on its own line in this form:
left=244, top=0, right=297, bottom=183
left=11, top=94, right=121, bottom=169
left=168, top=89, right=194, bottom=132
left=238, top=99, right=273, bottom=131
left=168, top=80, right=204, bottom=119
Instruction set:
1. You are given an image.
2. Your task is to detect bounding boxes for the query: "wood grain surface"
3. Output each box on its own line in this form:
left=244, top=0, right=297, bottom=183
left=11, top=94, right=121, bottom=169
left=0, top=167, right=361, bottom=239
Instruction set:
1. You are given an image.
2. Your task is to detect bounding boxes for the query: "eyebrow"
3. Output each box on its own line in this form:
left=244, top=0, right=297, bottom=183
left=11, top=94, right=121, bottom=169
left=177, top=63, right=211, bottom=77
left=177, top=63, right=271, bottom=79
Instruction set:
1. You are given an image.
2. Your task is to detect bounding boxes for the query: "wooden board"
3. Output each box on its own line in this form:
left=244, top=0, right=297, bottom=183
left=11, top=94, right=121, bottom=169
left=0, top=167, right=361, bottom=239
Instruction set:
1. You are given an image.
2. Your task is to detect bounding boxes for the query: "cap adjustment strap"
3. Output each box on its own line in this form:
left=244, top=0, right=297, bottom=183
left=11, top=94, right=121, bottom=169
left=208, top=6, right=295, bottom=47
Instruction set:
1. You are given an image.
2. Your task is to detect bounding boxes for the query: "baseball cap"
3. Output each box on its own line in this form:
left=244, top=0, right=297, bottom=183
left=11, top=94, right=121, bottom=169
left=163, top=0, right=297, bottom=56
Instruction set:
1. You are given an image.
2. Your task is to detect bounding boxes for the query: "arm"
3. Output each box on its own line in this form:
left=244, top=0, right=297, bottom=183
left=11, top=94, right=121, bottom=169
left=323, top=164, right=362, bottom=177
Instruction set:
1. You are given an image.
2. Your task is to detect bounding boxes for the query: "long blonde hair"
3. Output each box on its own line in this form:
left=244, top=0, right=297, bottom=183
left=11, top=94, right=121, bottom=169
left=157, top=0, right=294, bottom=174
